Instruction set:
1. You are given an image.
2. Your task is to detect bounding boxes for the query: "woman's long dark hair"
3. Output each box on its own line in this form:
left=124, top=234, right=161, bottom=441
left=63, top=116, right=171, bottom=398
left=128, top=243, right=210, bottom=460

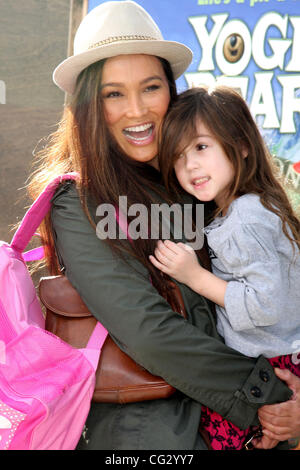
left=159, top=85, right=300, bottom=252
left=28, top=57, right=178, bottom=298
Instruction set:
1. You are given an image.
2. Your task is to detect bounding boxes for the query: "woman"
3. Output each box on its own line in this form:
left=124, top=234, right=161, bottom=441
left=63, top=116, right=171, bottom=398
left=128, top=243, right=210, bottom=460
left=29, top=1, right=300, bottom=450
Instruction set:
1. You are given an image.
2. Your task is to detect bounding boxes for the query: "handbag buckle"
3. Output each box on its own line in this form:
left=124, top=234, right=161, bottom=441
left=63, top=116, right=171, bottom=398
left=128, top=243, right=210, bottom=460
left=243, top=426, right=264, bottom=450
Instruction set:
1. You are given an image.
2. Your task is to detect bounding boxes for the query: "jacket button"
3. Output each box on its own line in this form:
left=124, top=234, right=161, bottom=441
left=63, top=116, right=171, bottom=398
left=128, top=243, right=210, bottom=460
left=250, top=386, right=262, bottom=398
left=259, top=370, right=270, bottom=382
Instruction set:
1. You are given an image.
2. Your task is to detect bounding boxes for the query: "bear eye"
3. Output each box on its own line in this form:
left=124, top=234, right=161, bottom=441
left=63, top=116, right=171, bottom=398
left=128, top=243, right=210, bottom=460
left=223, top=34, right=244, bottom=63
left=230, top=36, right=238, bottom=48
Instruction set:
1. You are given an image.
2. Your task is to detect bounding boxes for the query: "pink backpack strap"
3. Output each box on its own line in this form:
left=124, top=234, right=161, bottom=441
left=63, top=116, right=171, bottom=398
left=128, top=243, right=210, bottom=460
left=115, top=207, right=132, bottom=241
left=80, top=212, right=129, bottom=369
left=22, top=246, right=45, bottom=262
left=10, top=172, right=109, bottom=366
left=11, top=173, right=79, bottom=254
left=81, top=322, right=109, bottom=370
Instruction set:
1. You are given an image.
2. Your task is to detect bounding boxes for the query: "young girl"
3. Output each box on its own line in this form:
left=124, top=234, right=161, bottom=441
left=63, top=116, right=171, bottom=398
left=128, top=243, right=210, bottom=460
left=150, top=86, right=300, bottom=450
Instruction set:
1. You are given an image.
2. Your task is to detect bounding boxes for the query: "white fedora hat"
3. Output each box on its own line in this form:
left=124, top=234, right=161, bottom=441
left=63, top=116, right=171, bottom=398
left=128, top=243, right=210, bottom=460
left=53, top=0, right=193, bottom=94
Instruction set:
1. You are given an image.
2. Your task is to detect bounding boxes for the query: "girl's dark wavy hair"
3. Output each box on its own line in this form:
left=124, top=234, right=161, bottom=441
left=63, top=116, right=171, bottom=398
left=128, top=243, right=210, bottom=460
left=159, top=85, right=300, bottom=253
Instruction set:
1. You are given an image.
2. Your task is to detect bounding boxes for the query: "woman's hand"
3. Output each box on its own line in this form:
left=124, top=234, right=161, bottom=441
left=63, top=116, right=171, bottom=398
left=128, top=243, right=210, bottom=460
left=149, top=240, right=201, bottom=286
left=257, top=368, right=300, bottom=441
left=252, top=435, right=279, bottom=450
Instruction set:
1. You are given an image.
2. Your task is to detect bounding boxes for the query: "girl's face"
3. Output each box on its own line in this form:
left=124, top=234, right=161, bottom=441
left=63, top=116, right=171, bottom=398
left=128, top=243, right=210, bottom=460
left=101, top=54, right=170, bottom=169
left=174, top=120, right=235, bottom=209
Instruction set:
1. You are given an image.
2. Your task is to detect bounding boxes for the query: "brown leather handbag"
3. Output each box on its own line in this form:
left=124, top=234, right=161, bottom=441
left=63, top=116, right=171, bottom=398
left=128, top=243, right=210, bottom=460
left=38, top=275, right=187, bottom=404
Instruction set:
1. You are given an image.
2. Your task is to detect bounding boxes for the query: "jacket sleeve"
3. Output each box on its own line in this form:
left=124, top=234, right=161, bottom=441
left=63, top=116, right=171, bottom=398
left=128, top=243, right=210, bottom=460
left=50, top=184, right=292, bottom=429
left=221, top=222, right=285, bottom=331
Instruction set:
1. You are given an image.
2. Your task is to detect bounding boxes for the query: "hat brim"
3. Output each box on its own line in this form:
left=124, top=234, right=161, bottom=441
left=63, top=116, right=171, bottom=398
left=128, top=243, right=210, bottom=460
left=53, top=40, right=193, bottom=94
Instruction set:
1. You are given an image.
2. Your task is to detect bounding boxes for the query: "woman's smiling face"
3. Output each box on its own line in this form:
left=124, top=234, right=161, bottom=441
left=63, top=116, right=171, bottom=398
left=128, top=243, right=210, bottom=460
left=101, top=54, right=171, bottom=168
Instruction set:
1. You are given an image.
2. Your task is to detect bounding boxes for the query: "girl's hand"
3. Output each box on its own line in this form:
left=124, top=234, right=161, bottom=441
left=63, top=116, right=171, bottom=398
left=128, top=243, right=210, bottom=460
left=150, top=240, right=227, bottom=307
left=149, top=240, right=202, bottom=286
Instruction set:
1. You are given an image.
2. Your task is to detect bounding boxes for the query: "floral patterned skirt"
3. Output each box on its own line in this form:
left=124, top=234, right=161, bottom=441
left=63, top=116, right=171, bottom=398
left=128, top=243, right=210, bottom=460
left=200, top=353, right=300, bottom=450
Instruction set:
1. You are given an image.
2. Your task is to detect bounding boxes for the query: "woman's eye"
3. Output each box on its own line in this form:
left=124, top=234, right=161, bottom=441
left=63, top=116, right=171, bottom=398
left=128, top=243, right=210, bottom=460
left=145, top=84, right=160, bottom=92
left=104, top=91, right=122, bottom=98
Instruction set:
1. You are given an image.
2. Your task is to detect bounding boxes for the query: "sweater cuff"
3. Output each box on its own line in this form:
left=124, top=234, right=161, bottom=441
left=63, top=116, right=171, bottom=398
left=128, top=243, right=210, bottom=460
left=224, top=281, right=254, bottom=331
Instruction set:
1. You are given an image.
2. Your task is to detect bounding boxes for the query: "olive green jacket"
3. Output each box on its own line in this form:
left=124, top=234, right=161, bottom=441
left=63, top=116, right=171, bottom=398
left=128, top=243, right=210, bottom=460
left=51, top=181, right=291, bottom=450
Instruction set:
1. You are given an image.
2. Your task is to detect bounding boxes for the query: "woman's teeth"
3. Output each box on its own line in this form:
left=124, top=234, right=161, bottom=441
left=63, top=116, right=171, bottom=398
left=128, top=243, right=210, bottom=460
left=123, top=123, right=153, bottom=141
left=124, top=123, right=152, bottom=132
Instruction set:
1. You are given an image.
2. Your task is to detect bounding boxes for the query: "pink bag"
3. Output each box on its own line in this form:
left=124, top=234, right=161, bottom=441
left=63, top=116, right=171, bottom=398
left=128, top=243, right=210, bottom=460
left=0, top=174, right=108, bottom=450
